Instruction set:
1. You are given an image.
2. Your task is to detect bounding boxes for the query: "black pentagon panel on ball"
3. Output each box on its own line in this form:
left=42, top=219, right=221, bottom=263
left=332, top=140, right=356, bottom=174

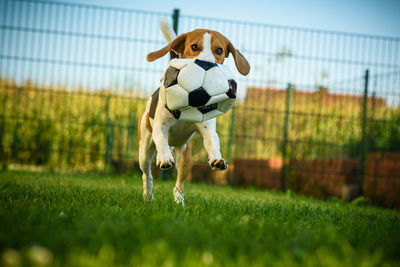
left=226, top=79, right=237, bottom=99
left=188, top=87, right=211, bottom=107
left=197, top=103, right=217, bottom=114
left=194, top=59, right=218, bottom=71
left=164, top=104, right=181, bottom=119
left=170, top=109, right=181, bottom=119
left=163, top=66, right=180, bottom=88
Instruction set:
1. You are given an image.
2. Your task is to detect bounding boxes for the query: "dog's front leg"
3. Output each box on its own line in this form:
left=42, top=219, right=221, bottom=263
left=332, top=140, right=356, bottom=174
left=196, top=119, right=227, bottom=170
left=152, top=111, right=175, bottom=169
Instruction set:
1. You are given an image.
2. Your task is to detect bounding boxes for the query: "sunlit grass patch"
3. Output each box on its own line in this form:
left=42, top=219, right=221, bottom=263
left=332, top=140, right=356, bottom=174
left=0, top=171, right=399, bottom=266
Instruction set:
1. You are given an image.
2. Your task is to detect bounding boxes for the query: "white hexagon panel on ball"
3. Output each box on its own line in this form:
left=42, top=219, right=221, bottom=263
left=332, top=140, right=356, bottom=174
left=179, top=107, right=205, bottom=122
left=205, top=93, right=230, bottom=106
left=165, top=84, right=189, bottom=110
left=202, top=67, right=230, bottom=96
left=177, top=64, right=206, bottom=93
left=169, top=58, right=194, bottom=69
left=218, top=64, right=236, bottom=80
left=217, top=99, right=236, bottom=113
left=203, top=108, right=224, bottom=121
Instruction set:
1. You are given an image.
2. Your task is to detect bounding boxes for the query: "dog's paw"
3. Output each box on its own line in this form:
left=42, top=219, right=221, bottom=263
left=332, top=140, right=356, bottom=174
left=173, top=186, right=185, bottom=206
left=156, top=151, right=175, bottom=169
left=209, top=158, right=228, bottom=171
left=143, top=193, right=155, bottom=202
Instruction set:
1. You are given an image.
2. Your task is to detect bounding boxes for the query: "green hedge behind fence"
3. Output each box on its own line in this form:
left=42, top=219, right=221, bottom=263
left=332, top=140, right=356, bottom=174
left=2, top=78, right=399, bottom=172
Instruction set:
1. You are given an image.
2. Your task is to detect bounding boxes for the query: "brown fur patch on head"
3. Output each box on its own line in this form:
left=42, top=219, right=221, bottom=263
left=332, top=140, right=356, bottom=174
left=179, top=29, right=206, bottom=59
left=179, top=29, right=250, bottom=74
left=146, top=29, right=250, bottom=75
left=179, top=29, right=229, bottom=64
left=210, top=31, right=231, bottom=64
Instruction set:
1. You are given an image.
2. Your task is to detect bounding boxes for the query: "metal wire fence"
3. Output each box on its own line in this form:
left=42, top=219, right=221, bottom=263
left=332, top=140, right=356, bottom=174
left=1, top=0, right=399, bottom=206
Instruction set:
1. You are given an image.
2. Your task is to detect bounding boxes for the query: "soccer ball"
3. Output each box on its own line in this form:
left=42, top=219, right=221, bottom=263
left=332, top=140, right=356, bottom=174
left=160, top=58, right=237, bottom=122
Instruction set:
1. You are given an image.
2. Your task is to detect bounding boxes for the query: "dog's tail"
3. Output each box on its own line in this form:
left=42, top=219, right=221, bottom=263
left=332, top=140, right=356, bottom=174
left=160, top=19, right=176, bottom=44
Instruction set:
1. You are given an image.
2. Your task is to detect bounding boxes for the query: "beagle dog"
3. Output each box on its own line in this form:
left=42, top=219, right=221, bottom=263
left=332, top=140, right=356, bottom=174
left=139, top=21, right=250, bottom=203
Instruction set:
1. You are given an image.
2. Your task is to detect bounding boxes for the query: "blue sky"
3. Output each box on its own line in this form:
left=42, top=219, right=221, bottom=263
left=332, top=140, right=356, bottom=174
left=56, top=0, right=400, bottom=38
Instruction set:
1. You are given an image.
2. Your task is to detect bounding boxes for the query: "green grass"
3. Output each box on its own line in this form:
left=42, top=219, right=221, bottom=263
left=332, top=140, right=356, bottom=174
left=0, top=171, right=399, bottom=266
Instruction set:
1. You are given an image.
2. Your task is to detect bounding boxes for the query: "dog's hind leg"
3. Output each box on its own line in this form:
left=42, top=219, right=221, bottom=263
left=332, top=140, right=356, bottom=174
left=173, top=142, right=192, bottom=205
left=138, top=112, right=156, bottom=201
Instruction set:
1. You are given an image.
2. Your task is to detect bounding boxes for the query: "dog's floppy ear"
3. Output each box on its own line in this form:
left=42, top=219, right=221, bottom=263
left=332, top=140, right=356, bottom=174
left=227, top=42, right=250, bottom=76
left=147, top=33, right=187, bottom=62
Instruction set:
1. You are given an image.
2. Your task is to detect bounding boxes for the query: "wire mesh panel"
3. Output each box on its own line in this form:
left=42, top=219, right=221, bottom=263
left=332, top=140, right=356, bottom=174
left=0, top=0, right=173, bottom=171
left=0, top=0, right=399, bottom=206
left=179, top=13, right=400, bottom=207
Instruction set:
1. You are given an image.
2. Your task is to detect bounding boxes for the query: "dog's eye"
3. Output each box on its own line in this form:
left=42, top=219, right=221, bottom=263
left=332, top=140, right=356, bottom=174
left=191, top=44, right=199, bottom=51
left=215, top=48, right=223, bottom=55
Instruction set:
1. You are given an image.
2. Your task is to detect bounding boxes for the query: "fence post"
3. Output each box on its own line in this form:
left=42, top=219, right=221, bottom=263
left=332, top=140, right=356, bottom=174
left=11, top=87, right=22, bottom=161
left=126, top=112, right=134, bottom=162
left=0, top=92, right=6, bottom=170
left=358, top=69, right=369, bottom=196
left=172, top=9, right=180, bottom=34
left=104, top=96, right=114, bottom=173
left=281, top=83, right=292, bottom=191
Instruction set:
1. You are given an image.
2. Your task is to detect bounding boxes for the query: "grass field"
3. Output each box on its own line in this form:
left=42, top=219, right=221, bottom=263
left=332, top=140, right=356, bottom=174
left=0, top=171, right=399, bottom=266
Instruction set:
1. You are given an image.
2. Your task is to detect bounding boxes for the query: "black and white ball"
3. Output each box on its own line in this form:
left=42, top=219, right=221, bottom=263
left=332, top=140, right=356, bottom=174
left=160, top=58, right=237, bottom=122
